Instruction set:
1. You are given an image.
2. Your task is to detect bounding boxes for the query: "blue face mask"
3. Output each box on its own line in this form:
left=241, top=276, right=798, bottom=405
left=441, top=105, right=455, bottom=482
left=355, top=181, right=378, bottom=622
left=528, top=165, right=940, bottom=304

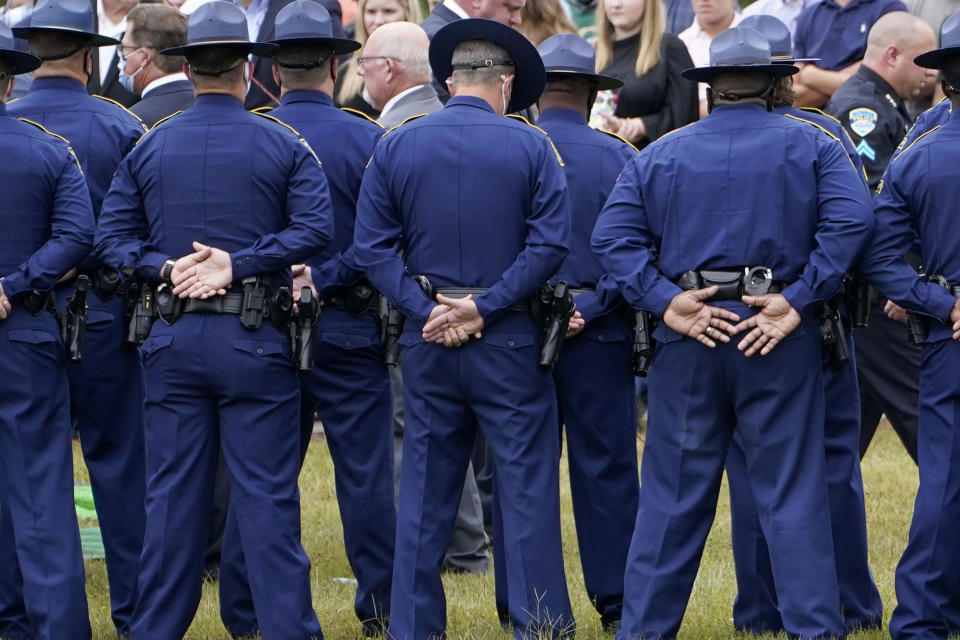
left=117, top=50, right=145, bottom=94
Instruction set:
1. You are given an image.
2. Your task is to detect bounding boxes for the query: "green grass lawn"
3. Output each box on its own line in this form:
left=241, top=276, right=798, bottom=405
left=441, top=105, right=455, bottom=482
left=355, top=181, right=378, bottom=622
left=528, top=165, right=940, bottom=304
left=73, top=424, right=918, bottom=639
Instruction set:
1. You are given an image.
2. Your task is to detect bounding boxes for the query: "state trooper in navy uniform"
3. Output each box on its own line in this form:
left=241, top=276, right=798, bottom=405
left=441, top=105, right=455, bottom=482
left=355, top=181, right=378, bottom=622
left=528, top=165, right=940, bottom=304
left=0, top=23, right=95, bottom=640
left=726, top=14, right=883, bottom=638
left=858, top=19, right=960, bottom=638
left=592, top=27, right=874, bottom=639
left=94, top=2, right=334, bottom=638
left=353, top=17, right=574, bottom=639
left=0, top=0, right=148, bottom=635
left=215, top=1, right=395, bottom=636
left=505, top=32, right=638, bottom=632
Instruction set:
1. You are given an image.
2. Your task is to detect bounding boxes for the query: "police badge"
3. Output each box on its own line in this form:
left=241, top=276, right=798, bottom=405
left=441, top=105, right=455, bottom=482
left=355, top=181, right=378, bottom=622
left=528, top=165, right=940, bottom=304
left=849, top=107, right=878, bottom=137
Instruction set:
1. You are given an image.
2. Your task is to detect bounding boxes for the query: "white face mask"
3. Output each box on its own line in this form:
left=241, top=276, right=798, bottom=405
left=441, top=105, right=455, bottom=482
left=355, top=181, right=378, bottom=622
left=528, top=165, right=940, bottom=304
left=117, top=51, right=146, bottom=95
left=243, top=61, right=252, bottom=95
left=500, top=74, right=510, bottom=114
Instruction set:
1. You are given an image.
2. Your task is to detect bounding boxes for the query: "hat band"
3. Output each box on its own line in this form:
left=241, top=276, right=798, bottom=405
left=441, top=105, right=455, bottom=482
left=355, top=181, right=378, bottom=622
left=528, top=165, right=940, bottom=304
left=37, top=41, right=87, bottom=61
left=190, top=57, right=245, bottom=76
left=451, top=57, right=514, bottom=70
left=276, top=56, right=329, bottom=69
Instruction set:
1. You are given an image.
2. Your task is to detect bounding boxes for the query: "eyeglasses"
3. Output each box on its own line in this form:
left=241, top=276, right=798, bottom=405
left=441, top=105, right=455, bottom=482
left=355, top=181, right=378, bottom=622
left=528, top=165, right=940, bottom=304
left=356, top=55, right=400, bottom=66
left=118, top=44, right=144, bottom=62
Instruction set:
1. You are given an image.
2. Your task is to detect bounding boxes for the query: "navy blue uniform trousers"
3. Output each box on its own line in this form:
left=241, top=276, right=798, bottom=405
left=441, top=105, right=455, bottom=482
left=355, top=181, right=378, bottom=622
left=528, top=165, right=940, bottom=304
left=0, top=309, right=90, bottom=640
left=130, top=315, right=320, bottom=640
left=219, top=306, right=395, bottom=634
left=618, top=306, right=843, bottom=640
left=889, top=338, right=960, bottom=639
left=389, top=314, right=573, bottom=640
left=494, top=312, right=638, bottom=627
left=727, top=321, right=881, bottom=635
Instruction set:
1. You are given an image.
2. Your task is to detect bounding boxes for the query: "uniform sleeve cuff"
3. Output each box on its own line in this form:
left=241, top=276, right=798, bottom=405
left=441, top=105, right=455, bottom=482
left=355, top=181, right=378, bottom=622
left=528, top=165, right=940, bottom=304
left=229, top=251, right=257, bottom=281
left=781, top=282, right=815, bottom=313
left=649, top=279, right=683, bottom=318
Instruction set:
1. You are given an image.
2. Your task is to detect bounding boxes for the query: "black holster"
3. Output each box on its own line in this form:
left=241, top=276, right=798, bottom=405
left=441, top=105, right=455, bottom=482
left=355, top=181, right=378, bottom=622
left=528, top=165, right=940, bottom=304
left=125, top=282, right=155, bottom=346
left=531, top=282, right=575, bottom=371
left=19, top=289, right=54, bottom=316
left=91, top=267, right=124, bottom=301
left=240, top=277, right=268, bottom=329
left=844, top=276, right=873, bottom=329
left=819, top=300, right=850, bottom=372
left=62, top=275, right=90, bottom=363
left=154, top=283, right=182, bottom=326
left=344, top=278, right=377, bottom=316
left=629, top=308, right=657, bottom=378
left=292, top=287, right=320, bottom=371
left=378, top=295, right=404, bottom=367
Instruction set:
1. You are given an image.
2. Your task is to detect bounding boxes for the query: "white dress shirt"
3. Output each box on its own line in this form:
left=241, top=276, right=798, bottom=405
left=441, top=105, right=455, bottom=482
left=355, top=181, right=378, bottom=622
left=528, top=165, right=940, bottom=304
left=679, top=12, right=742, bottom=103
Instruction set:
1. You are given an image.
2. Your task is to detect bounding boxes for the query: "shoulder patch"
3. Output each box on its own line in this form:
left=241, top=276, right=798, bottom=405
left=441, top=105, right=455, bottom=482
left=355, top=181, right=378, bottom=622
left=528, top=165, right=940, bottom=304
left=341, top=107, right=384, bottom=128
left=506, top=114, right=565, bottom=167
left=18, top=117, right=83, bottom=173
left=598, top=128, right=639, bottom=152
left=382, top=113, right=427, bottom=137
left=93, top=94, right=147, bottom=130
left=895, top=125, right=941, bottom=161
left=848, top=107, right=878, bottom=137
left=254, top=110, right=322, bottom=166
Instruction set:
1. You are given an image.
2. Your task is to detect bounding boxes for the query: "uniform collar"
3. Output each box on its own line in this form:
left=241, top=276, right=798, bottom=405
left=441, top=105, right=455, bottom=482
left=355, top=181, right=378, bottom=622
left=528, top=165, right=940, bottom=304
left=708, top=103, right=769, bottom=118
left=29, top=76, right=88, bottom=93
left=194, top=93, right=247, bottom=109
left=821, top=0, right=868, bottom=11
left=856, top=65, right=903, bottom=111
left=536, top=107, right=588, bottom=126
left=280, top=90, right=335, bottom=107
left=445, top=95, right=496, bottom=113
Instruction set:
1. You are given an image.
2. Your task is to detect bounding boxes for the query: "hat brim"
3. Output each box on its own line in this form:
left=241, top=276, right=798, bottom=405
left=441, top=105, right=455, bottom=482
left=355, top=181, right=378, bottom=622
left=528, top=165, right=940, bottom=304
left=771, top=56, right=820, bottom=64
left=681, top=62, right=798, bottom=82
left=267, top=36, right=360, bottom=56
left=0, top=49, right=41, bottom=74
left=162, top=39, right=278, bottom=57
left=544, top=68, right=623, bottom=90
left=914, top=45, right=960, bottom=69
left=429, top=18, right=545, bottom=113
left=12, top=25, right=119, bottom=47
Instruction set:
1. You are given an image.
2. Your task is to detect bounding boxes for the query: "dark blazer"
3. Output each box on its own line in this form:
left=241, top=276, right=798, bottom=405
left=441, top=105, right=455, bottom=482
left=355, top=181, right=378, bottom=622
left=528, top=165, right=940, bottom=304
left=244, top=0, right=344, bottom=109
left=419, top=2, right=462, bottom=102
left=85, top=0, right=139, bottom=107
left=130, top=78, right=195, bottom=127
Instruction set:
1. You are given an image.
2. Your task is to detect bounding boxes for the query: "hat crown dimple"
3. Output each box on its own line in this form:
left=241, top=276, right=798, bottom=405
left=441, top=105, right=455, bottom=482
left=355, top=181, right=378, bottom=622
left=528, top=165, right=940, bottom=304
left=739, top=14, right=792, bottom=58
left=537, top=33, right=597, bottom=75
left=186, top=0, right=250, bottom=44
left=708, top=26, right=772, bottom=67
left=275, top=0, right=336, bottom=41
left=942, top=11, right=960, bottom=49
left=28, top=0, right=96, bottom=33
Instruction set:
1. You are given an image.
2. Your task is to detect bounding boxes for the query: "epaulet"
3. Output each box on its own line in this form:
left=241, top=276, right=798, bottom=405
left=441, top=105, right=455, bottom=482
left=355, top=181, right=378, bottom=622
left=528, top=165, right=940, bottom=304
left=341, top=107, right=384, bottom=128
left=598, top=128, right=639, bottom=152
left=895, top=125, right=941, bottom=161
left=783, top=112, right=841, bottom=143
left=251, top=106, right=274, bottom=114
left=253, top=110, right=322, bottom=165
left=506, top=113, right=565, bottom=166
left=93, top=94, right=146, bottom=128
left=382, top=113, right=427, bottom=136
left=799, top=106, right=843, bottom=127
left=18, top=117, right=83, bottom=173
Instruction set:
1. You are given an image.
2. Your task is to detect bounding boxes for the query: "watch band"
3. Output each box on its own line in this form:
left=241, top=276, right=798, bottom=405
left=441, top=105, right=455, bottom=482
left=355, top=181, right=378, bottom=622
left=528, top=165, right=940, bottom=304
left=161, top=259, right=176, bottom=283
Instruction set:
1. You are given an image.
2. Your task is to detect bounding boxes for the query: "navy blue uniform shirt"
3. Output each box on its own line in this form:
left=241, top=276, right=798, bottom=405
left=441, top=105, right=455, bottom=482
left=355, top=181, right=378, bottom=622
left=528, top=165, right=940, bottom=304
left=591, top=103, right=874, bottom=316
left=0, top=104, right=94, bottom=297
left=353, top=95, right=570, bottom=327
left=268, top=90, right=382, bottom=293
left=9, top=77, right=146, bottom=216
left=827, top=65, right=912, bottom=191
left=95, top=93, right=334, bottom=284
left=860, top=106, right=960, bottom=338
left=535, top=107, right=636, bottom=321
left=894, top=97, right=950, bottom=160
left=795, top=0, right=907, bottom=70
left=777, top=105, right=868, bottom=186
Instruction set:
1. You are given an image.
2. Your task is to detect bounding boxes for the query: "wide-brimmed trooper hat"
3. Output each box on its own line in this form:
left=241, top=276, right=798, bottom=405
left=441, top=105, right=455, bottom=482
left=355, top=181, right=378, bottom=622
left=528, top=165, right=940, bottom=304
left=13, top=0, right=120, bottom=47
left=267, top=0, right=360, bottom=56
left=0, top=22, right=40, bottom=75
left=161, top=1, right=277, bottom=57
left=739, top=14, right=819, bottom=64
left=537, top=33, right=622, bottom=90
left=429, top=18, right=545, bottom=113
left=914, top=11, right=960, bottom=69
left=681, top=26, right=798, bottom=83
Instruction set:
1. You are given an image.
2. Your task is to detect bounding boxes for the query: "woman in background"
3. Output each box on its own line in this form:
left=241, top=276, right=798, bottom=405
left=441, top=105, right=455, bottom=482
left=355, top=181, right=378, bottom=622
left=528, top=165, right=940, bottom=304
left=594, top=0, right=697, bottom=147
left=518, top=0, right=577, bottom=45
left=336, top=0, right=423, bottom=116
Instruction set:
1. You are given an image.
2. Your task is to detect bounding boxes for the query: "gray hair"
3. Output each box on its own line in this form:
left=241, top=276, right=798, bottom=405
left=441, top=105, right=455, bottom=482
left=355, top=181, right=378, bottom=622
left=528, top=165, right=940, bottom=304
left=450, top=39, right=513, bottom=86
left=380, top=37, right=431, bottom=83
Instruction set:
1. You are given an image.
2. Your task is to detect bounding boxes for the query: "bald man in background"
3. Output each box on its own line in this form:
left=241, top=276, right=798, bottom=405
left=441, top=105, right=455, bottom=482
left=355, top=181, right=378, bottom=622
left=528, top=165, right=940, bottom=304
left=827, top=12, right=936, bottom=190
left=358, top=22, right=442, bottom=128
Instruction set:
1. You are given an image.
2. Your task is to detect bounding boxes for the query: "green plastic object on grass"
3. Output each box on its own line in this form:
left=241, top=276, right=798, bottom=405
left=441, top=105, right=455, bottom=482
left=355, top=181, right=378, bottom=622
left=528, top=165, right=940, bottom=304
left=74, top=485, right=105, bottom=559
